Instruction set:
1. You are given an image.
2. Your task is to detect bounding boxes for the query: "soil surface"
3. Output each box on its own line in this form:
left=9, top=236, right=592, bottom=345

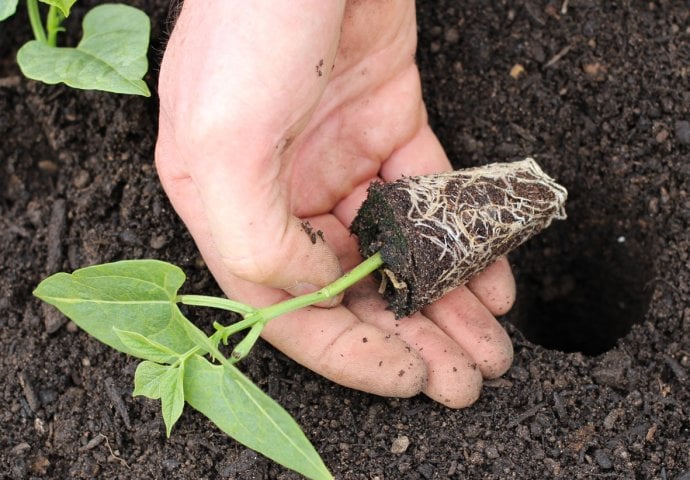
left=1, top=1, right=688, bottom=479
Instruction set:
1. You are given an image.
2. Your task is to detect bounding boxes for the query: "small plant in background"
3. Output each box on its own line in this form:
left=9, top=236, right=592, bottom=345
left=1, top=0, right=151, bottom=96
left=34, top=159, right=567, bottom=478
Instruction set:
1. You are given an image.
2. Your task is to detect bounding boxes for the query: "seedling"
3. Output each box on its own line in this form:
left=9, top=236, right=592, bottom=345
left=34, top=159, right=567, bottom=478
left=34, top=258, right=379, bottom=479
left=2, top=1, right=151, bottom=96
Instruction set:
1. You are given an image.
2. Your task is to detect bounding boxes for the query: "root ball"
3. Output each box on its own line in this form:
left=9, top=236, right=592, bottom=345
left=351, top=158, right=568, bottom=317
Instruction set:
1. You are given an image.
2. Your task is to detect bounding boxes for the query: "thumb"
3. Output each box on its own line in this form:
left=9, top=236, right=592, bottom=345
left=155, top=125, right=343, bottom=301
left=155, top=1, right=347, bottom=299
left=213, top=204, right=344, bottom=298
left=194, top=157, right=344, bottom=297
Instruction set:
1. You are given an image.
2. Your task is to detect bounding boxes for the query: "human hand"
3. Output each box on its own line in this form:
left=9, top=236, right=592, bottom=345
left=155, top=0, right=514, bottom=408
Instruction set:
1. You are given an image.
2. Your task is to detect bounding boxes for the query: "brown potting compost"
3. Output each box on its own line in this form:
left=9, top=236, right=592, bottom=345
left=352, top=159, right=567, bottom=317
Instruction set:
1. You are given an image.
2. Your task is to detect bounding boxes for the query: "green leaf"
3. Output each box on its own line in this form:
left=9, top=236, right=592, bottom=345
left=184, top=355, right=333, bottom=480
left=160, top=364, right=185, bottom=437
left=39, top=0, right=75, bottom=17
left=17, top=4, right=151, bottom=96
left=114, top=328, right=179, bottom=364
left=33, top=260, right=204, bottom=358
left=0, top=0, right=18, bottom=21
left=133, top=360, right=169, bottom=399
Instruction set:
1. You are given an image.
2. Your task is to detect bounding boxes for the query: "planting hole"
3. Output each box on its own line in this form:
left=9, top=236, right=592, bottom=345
left=509, top=196, right=654, bottom=356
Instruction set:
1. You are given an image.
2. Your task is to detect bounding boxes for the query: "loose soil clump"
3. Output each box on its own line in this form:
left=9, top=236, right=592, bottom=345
left=1, top=1, right=688, bottom=479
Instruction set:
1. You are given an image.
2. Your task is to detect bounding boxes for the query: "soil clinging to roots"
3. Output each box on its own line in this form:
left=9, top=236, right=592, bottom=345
left=352, top=158, right=567, bottom=317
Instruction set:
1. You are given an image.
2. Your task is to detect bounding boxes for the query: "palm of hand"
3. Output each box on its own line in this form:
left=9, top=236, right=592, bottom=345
left=284, top=4, right=430, bottom=222
left=156, top=1, right=514, bottom=407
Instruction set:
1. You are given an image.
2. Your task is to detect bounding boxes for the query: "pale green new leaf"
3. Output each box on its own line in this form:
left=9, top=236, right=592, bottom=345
left=39, top=0, right=76, bottom=17
left=184, top=355, right=333, bottom=480
left=133, top=361, right=169, bottom=399
left=0, top=0, right=18, bottom=21
left=114, top=328, right=179, bottom=364
left=160, top=364, right=185, bottom=437
left=17, top=4, right=151, bottom=96
left=33, top=260, right=203, bottom=358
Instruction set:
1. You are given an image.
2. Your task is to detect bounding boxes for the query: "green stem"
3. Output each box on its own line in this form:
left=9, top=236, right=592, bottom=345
left=179, top=294, right=255, bottom=316
left=183, top=327, right=232, bottom=368
left=257, top=252, right=384, bottom=322
left=45, top=5, right=62, bottom=47
left=180, top=252, right=385, bottom=363
left=230, top=252, right=384, bottom=359
left=230, top=322, right=264, bottom=362
left=212, top=316, right=260, bottom=342
left=26, top=0, right=47, bottom=43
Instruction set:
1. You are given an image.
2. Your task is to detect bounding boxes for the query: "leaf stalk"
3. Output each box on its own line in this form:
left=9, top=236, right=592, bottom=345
left=26, top=0, right=47, bottom=43
left=179, top=294, right=255, bottom=315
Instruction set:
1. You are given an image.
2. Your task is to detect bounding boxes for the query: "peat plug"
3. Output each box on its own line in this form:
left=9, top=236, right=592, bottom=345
left=351, top=158, right=568, bottom=317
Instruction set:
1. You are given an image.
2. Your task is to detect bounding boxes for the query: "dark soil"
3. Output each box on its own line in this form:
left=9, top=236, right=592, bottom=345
left=1, top=1, right=688, bottom=479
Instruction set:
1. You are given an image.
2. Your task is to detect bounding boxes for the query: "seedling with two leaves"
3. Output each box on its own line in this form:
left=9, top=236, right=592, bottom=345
left=33, top=255, right=387, bottom=479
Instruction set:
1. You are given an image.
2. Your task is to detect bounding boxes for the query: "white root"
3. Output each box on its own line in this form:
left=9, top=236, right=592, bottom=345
left=397, top=157, right=567, bottom=309
left=383, top=268, right=407, bottom=290
left=378, top=268, right=409, bottom=294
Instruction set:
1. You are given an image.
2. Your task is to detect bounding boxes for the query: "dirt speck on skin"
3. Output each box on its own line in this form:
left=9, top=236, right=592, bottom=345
left=301, top=220, right=324, bottom=245
left=1, top=0, right=688, bottom=479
